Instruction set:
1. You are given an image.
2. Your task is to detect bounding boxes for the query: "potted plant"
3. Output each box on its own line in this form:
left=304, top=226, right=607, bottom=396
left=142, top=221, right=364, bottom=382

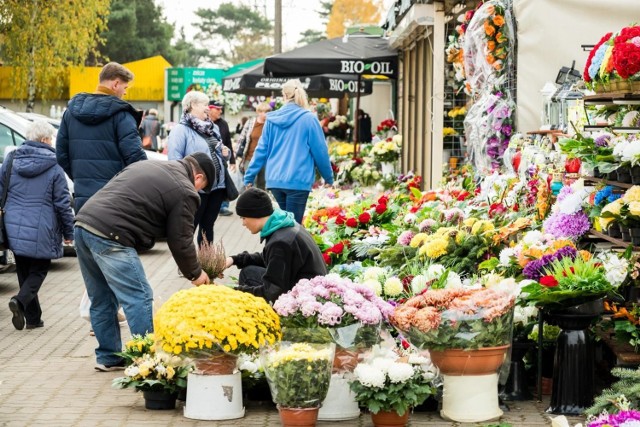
left=112, top=352, right=192, bottom=410
left=273, top=274, right=393, bottom=421
left=153, top=285, right=281, bottom=420
left=261, top=342, right=335, bottom=427
left=521, top=251, right=629, bottom=415
left=349, top=356, right=436, bottom=427
left=371, top=135, right=402, bottom=174
left=390, top=284, right=518, bottom=422
left=154, top=285, right=281, bottom=373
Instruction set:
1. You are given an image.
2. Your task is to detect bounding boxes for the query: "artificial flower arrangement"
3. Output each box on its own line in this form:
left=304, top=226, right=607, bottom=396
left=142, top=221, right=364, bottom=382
left=600, top=185, right=640, bottom=232
left=272, top=274, right=393, bottom=348
left=520, top=251, right=627, bottom=310
left=371, top=135, right=402, bottom=163
left=584, top=25, right=640, bottom=92
left=260, top=342, right=335, bottom=409
left=604, top=300, right=640, bottom=351
left=112, top=333, right=192, bottom=395
left=349, top=349, right=436, bottom=417
left=390, top=284, right=517, bottom=351
left=542, top=185, right=591, bottom=241
left=154, top=285, right=281, bottom=359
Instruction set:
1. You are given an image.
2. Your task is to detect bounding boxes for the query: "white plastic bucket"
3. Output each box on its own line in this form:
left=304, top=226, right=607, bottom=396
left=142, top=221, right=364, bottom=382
left=183, top=371, right=245, bottom=420
left=440, top=373, right=502, bottom=423
left=318, top=374, right=360, bottom=421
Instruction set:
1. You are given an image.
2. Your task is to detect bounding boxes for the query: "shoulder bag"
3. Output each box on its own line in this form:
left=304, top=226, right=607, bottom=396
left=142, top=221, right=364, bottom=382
left=0, top=154, right=15, bottom=251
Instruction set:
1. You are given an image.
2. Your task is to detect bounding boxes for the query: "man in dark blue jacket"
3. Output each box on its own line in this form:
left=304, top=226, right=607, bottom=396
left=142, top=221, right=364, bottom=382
left=56, top=62, right=147, bottom=212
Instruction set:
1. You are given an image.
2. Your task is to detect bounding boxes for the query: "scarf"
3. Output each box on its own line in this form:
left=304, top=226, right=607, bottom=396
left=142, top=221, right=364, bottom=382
left=181, top=111, right=219, bottom=139
left=260, top=210, right=296, bottom=239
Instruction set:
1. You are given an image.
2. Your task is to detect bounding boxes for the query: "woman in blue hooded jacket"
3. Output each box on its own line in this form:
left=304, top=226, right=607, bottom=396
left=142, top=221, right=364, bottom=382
left=243, top=79, right=334, bottom=223
left=4, top=120, right=74, bottom=330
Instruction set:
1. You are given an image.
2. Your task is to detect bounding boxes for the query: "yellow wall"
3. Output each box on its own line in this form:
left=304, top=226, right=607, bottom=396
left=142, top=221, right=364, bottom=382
left=1, top=55, right=171, bottom=102
left=70, top=56, right=171, bottom=101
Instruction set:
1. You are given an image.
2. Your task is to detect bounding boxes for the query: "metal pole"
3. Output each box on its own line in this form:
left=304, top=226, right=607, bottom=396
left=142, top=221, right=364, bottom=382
left=274, top=0, right=282, bottom=54
left=537, top=310, right=543, bottom=401
left=354, top=75, right=361, bottom=157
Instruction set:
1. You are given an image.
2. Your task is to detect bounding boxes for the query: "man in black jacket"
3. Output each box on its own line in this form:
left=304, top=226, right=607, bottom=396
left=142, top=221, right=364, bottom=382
left=208, top=100, right=235, bottom=216
left=74, top=153, right=215, bottom=372
left=56, top=62, right=148, bottom=212
left=224, top=188, right=327, bottom=303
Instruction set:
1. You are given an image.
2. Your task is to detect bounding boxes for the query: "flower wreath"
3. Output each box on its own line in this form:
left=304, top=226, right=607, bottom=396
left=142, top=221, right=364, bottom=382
left=612, top=25, right=640, bottom=80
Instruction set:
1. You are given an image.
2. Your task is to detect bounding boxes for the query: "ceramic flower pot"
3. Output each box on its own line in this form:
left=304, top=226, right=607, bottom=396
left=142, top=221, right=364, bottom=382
left=371, top=410, right=410, bottom=427
left=429, top=345, right=510, bottom=376
left=277, top=405, right=319, bottom=427
left=381, top=161, right=395, bottom=175
left=142, top=390, right=177, bottom=410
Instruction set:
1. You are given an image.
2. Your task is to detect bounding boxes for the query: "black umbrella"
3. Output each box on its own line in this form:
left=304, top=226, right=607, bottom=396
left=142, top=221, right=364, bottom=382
left=263, top=35, right=398, bottom=152
left=222, top=63, right=373, bottom=98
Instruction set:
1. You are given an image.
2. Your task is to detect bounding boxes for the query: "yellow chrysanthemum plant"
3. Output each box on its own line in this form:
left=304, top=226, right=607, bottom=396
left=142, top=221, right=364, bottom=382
left=154, top=286, right=281, bottom=373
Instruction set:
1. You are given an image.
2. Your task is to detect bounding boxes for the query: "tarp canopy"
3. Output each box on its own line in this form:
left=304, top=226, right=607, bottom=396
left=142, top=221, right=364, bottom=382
left=222, top=63, right=373, bottom=98
left=263, top=36, right=398, bottom=79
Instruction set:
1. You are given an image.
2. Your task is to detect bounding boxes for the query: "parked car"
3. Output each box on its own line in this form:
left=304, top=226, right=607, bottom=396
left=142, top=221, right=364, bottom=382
left=15, top=112, right=61, bottom=129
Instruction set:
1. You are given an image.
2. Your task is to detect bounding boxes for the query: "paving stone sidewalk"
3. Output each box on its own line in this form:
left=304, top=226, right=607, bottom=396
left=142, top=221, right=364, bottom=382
left=0, top=207, right=585, bottom=427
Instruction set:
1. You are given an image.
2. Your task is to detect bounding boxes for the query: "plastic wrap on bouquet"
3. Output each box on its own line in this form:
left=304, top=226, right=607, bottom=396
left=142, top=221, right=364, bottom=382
left=390, top=287, right=516, bottom=423
left=462, top=0, right=514, bottom=95
left=261, top=342, right=335, bottom=410
left=328, top=322, right=381, bottom=373
left=281, top=326, right=333, bottom=344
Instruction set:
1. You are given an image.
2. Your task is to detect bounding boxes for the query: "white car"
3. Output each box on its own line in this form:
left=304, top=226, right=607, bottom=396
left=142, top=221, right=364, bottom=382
left=15, top=112, right=61, bottom=130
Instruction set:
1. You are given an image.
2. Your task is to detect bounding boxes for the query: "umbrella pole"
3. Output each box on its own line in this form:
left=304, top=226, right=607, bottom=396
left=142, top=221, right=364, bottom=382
left=353, top=75, right=361, bottom=157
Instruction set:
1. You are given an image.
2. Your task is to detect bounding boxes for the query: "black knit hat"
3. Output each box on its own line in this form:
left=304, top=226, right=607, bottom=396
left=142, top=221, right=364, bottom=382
left=187, top=152, right=216, bottom=193
left=236, top=188, right=274, bottom=218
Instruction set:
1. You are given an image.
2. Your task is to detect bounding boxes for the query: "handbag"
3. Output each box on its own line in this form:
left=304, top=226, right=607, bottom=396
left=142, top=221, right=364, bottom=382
left=224, top=166, right=239, bottom=201
left=0, top=154, right=15, bottom=251
left=142, top=135, right=152, bottom=149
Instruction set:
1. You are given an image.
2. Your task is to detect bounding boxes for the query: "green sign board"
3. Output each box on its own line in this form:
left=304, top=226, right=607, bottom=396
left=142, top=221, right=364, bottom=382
left=166, top=68, right=225, bottom=101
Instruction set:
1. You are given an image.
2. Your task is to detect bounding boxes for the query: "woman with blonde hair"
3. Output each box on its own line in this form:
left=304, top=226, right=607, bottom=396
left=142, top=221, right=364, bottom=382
left=235, top=102, right=272, bottom=189
left=243, top=79, right=333, bottom=223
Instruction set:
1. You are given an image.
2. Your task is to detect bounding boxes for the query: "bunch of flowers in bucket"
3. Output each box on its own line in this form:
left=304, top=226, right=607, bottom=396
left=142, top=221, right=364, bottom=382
left=390, top=284, right=517, bottom=351
left=273, top=274, right=393, bottom=372
left=521, top=251, right=628, bottom=310
left=371, top=135, right=402, bottom=163
left=349, top=347, right=437, bottom=419
left=112, top=333, right=192, bottom=409
left=260, top=342, right=335, bottom=423
left=153, top=285, right=281, bottom=373
left=542, top=185, right=591, bottom=241
left=376, top=118, right=397, bottom=137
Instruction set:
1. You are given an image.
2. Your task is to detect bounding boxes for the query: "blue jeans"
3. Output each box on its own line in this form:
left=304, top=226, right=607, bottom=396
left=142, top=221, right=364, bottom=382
left=269, top=188, right=310, bottom=224
left=74, top=227, right=154, bottom=365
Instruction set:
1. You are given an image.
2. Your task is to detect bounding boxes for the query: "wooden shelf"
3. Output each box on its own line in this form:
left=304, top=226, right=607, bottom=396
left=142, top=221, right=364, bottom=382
left=582, top=176, right=635, bottom=189
left=596, top=327, right=640, bottom=366
left=587, top=229, right=640, bottom=250
left=583, top=92, right=640, bottom=103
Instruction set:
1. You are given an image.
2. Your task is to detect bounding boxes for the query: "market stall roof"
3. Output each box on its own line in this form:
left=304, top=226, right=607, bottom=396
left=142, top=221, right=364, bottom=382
left=263, top=35, right=398, bottom=79
left=222, top=63, right=373, bottom=98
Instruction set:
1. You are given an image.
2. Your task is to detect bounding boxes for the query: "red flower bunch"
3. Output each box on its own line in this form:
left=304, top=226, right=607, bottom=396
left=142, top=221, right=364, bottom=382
left=376, top=119, right=397, bottom=134
left=613, top=26, right=640, bottom=79
left=322, top=240, right=349, bottom=265
left=539, top=275, right=558, bottom=287
left=583, top=32, right=613, bottom=82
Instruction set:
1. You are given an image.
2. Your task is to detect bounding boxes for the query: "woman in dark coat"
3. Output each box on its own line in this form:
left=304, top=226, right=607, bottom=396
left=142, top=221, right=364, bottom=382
left=4, top=120, right=75, bottom=330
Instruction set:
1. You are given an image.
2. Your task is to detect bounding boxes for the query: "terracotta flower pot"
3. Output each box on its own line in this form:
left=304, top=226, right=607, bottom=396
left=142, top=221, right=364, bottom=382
left=194, top=353, right=237, bottom=375
left=277, top=405, right=319, bottom=427
left=371, top=410, right=410, bottom=427
left=429, top=345, right=510, bottom=376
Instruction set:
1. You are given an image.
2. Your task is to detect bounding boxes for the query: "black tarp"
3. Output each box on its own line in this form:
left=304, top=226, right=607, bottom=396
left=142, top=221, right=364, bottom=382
left=263, top=36, right=398, bottom=79
left=222, top=63, right=373, bottom=98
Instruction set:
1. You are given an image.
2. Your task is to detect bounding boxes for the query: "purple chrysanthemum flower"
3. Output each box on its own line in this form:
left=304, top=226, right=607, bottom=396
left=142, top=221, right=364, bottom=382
left=398, top=230, right=416, bottom=246
left=523, top=246, right=577, bottom=281
left=594, top=134, right=612, bottom=147
left=587, top=409, right=640, bottom=427
left=543, top=211, right=591, bottom=240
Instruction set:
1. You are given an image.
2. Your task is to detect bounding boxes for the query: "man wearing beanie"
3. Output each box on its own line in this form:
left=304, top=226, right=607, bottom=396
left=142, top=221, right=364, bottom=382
left=224, top=188, right=327, bottom=303
left=75, top=153, right=214, bottom=372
